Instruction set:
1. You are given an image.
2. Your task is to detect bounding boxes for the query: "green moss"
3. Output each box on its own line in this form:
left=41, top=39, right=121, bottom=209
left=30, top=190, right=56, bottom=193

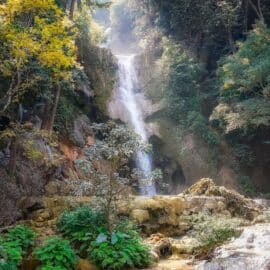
left=185, top=213, right=240, bottom=253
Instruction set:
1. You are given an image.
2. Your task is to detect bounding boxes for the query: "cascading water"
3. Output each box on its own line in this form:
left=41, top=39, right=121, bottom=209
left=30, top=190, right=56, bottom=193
left=115, top=54, right=156, bottom=196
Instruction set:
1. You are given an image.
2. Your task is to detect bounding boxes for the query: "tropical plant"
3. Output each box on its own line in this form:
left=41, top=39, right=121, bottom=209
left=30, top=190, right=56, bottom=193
left=67, top=121, right=160, bottom=233
left=6, top=225, right=36, bottom=252
left=0, top=225, right=36, bottom=269
left=89, top=222, right=151, bottom=270
left=33, top=237, right=77, bottom=270
left=0, top=237, right=23, bottom=268
left=57, top=206, right=107, bottom=251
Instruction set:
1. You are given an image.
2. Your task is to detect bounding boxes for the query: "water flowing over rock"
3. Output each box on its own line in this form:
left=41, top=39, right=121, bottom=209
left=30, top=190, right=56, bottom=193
left=109, top=55, right=156, bottom=195
left=197, top=223, right=270, bottom=270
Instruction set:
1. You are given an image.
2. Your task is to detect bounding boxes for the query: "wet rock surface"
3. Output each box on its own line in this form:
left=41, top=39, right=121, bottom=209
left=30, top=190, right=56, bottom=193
left=197, top=223, right=270, bottom=270
left=119, top=179, right=262, bottom=236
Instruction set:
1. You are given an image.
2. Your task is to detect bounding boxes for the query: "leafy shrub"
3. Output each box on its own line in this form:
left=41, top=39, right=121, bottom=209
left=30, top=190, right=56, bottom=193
left=219, top=23, right=270, bottom=101
left=89, top=225, right=151, bottom=270
left=57, top=206, right=107, bottom=251
left=58, top=208, right=151, bottom=270
left=55, top=96, right=77, bottom=133
left=34, top=237, right=77, bottom=270
left=6, top=225, right=36, bottom=252
left=0, top=238, right=22, bottom=267
left=0, top=225, right=36, bottom=269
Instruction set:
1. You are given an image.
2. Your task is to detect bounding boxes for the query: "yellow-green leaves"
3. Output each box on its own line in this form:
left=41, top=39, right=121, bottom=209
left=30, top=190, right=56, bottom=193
left=0, top=0, right=79, bottom=112
left=0, top=0, right=77, bottom=80
left=219, top=23, right=270, bottom=100
left=34, top=17, right=77, bottom=78
left=0, top=0, right=60, bottom=23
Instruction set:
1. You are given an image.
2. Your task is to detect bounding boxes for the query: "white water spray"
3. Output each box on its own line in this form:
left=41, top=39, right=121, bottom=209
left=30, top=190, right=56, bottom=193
left=115, top=55, right=156, bottom=196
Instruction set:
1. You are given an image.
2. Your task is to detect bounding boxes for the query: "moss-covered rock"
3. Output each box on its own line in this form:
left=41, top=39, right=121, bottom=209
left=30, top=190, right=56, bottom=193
left=184, top=178, right=262, bottom=220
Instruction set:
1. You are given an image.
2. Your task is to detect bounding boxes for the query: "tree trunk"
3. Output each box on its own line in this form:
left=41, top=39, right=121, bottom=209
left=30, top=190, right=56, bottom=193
left=244, top=0, right=248, bottom=33
left=248, top=0, right=264, bottom=22
left=9, top=137, right=18, bottom=175
left=69, top=0, right=76, bottom=19
left=41, top=84, right=61, bottom=134
left=227, top=26, right=236, bottom=54
left=41, top=103, right=53, bottom=131
left=77, top=0, right=82, bottom=11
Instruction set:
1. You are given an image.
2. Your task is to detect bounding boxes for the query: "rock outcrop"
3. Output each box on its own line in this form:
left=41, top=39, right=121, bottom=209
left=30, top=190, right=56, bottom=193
left=197, top=223, right=270, bottom=270
left=183, top=178, right=262, bottom=220
left=119, top=179, right=262, bottom=236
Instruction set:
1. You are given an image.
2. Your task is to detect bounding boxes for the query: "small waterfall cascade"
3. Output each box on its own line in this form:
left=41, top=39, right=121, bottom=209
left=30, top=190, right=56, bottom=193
left=116, top=54, right=156, bottom=196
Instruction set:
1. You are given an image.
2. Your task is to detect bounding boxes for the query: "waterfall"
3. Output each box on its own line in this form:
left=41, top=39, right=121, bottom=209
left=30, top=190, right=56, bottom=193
left=116, top=55, right=156, bottom=196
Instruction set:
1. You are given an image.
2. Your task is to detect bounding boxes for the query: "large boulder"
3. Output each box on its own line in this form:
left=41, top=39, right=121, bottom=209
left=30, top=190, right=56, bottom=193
left=184, top=178, right=262, bottom=220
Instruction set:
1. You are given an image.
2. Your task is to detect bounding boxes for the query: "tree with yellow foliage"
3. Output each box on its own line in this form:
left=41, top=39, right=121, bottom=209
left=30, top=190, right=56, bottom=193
left=0, top=0, right=77, bottom=132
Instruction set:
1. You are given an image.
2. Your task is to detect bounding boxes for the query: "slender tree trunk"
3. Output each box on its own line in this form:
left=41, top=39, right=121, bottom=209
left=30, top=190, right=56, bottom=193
left=41, top=103, right=53, bottom=131
left=1, top=70, right=21, bottom=113
left=244, top=0, right=248, bottom=33
left=227, top=26, right=236, bottom=53
left=248, top=0, right=264, bottom=22
left=69, top=0, right=76, bottom=19
left=77, top=0, right=82, bottom=11
left=41, top=84, right=61, bottom=134
left=9, top=137, right=18, bottom=175
left=257, top=0, right=264, bottom=22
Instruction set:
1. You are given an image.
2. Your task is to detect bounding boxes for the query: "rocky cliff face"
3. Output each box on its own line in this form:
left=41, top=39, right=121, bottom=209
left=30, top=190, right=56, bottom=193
left=129, top=49, right=240, bottom=194
left=0, top=43, right=116, bottom=226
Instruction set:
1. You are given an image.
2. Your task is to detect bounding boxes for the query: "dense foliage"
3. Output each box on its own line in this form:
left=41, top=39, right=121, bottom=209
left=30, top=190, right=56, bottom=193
left=57, top=207, right=151, bottom=270
left=0, top=0, right=77, bottom=119
left=57, top=206, right=107, bottom=251
left=33, top=237, right=77, bottom=270
left=89, top=227, right=151, bottom=270
left=0, top=225, right=36, bottom=269
left=219, top=23, right=270, bottom=101
left=162, top=40, right=220, bottom=146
